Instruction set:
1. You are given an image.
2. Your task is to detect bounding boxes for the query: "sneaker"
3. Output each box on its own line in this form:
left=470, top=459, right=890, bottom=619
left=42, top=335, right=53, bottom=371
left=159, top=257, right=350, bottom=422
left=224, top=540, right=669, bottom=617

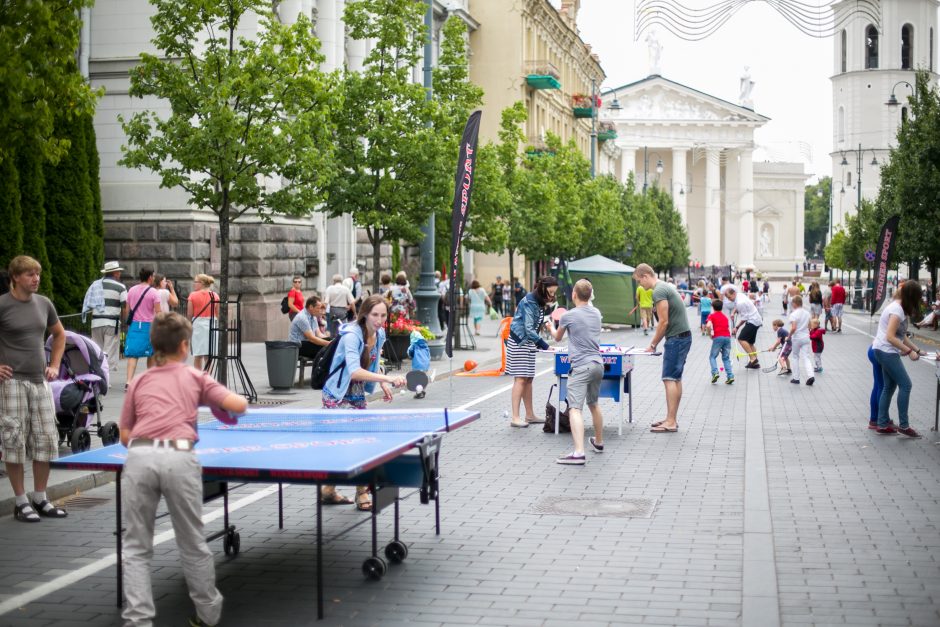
left=790, top=379, right=800, bottom=384
left=814, top=367, right=823, bottom=373
left=725, top=376, right=735, bottom=385
left=556, top=452, right=586, bottom=465
left=876, top=425, right=898, bottom=435
left=189, top=618, right=217, bottom=627
left=744, top=361, right=760, bottom=369
left=897, top=427, right=922, bottom=438
left=868, top=420, right=895, bottom=430
left=589, top=437, right=604, bottom=453
left=711, top=373, right=719, bottom=383
left=806, top=377, right=815, bottom=386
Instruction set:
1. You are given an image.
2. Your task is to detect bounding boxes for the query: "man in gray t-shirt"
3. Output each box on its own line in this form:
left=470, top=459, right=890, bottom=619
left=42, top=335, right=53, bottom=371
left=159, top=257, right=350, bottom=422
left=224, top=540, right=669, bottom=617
left=0, top=256, right=69, bottom=522
left=547, top=279, right=605, bottom=465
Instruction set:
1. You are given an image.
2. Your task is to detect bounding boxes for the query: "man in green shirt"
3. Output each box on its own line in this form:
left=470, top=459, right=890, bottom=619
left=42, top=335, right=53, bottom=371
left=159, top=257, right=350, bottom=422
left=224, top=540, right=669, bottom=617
left=635, top=263, right=692, bottom=433
left=635, top=284, right=654, bottom=335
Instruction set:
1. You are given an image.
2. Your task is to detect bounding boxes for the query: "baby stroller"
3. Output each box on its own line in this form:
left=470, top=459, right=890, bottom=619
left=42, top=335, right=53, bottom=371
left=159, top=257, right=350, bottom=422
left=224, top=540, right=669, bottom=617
left=45, top=331, right=118, bottom=453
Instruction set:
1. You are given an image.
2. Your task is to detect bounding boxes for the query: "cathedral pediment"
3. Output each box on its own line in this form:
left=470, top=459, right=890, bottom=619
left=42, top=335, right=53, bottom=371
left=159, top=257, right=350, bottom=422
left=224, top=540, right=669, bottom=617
left=602, top=76, right=769, bottom=125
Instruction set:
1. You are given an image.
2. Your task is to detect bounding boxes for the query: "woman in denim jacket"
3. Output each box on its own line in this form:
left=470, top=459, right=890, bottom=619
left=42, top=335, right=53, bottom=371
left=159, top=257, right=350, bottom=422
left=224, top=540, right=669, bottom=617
left=320, top=295, right=406, bottom=510
left=506, top=276, right=558, bottom=428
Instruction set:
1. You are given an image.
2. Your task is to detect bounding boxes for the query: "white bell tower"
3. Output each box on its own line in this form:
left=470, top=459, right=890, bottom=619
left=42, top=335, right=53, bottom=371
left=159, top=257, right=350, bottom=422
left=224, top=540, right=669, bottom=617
left=830, top=0, right=939, bottom=233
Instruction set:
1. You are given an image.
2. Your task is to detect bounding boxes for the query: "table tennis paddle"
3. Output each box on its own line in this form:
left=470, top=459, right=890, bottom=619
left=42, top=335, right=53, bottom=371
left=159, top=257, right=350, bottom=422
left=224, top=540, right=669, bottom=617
left=210, top=405, right=241, bottom=425
left=406, top=370, right=429, bottom=393
left=550, top=307, right=567, bottom=322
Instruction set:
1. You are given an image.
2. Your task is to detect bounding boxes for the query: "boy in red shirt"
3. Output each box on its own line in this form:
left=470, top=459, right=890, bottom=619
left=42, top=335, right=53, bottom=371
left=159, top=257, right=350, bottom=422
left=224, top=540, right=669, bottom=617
left=705, top=298, right=734, bottom=384
left=119, top=312, right=248, bottom=627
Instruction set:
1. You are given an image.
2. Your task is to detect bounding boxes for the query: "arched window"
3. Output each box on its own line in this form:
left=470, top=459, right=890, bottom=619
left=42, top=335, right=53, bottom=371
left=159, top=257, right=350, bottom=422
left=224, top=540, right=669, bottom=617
left=841, top=29, right=847, bottom=72
left=846, top=172, right=852, bottom=188
left=838, top=106, right=845, bottom=142
left=901, top=24, right=913, bottom=69
left=865, top=25, right=879, bottom=69
left=901, top=106, right=909, bottom=124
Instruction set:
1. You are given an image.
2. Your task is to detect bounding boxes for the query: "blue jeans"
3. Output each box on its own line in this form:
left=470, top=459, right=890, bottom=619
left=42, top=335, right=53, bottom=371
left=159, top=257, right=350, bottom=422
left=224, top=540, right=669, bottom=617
left=709, top=337, right=733, bottom=377
left=873, top=349, right=912, bottom=428
left=867, top=345, right=884, bottom=423
left=662, top=333, right=693, bottom=381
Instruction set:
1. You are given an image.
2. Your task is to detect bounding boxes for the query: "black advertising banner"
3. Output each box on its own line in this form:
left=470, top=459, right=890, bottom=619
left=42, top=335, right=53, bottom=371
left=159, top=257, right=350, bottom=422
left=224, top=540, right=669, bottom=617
left=871, top=215, right=900, bottom=316
left=446, top=111, right=482, bottom=357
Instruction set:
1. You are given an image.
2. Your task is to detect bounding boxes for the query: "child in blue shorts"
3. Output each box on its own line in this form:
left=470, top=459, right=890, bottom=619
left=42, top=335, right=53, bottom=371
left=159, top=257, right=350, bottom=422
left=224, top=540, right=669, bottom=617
left=698, top=291, right=713, bottom=335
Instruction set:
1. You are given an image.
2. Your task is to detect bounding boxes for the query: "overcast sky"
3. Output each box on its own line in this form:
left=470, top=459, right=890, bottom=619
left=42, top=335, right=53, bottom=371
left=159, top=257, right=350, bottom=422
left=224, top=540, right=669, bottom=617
left=574, top=0, right=834, bottom=179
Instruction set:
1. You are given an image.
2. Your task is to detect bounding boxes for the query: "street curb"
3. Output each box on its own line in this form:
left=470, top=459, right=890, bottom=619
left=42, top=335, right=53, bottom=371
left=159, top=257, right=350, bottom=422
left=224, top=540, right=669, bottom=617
left=0, top=470, right=117, bottom=517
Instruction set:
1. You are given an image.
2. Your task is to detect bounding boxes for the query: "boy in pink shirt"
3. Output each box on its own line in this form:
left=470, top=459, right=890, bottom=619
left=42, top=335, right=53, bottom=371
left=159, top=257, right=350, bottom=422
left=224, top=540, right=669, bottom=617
left=705, top=298, right=735, bottom=384
left=119, top=312, right=247, bottom=627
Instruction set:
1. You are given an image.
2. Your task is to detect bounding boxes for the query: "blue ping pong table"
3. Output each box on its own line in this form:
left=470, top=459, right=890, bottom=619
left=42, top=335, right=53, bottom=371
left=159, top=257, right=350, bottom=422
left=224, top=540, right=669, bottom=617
left=50, top=407, right=480, bottom=619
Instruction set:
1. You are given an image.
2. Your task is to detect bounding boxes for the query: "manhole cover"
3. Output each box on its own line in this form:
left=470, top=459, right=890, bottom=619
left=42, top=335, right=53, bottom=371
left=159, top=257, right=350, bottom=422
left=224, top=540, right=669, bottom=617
left=251, top=398, right=292, bottom=407
left=57, top=495, right=111, bottom=511
left=532, top=497, right=656, bottom=518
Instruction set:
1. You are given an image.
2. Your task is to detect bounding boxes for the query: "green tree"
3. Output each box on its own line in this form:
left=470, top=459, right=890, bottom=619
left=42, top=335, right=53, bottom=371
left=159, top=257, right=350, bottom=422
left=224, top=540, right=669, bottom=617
left=620, top=174, right=664, bottom=270
left=576, top=175, right=626, bottom=259
left=0, top=0, right=99, bottom=164
left=648, top=185, right=690, bottom=271
left=16, top=138, right=53, bottom=294
left=876, top=69, right=940, bottom=291
left=44, top=111, right=98, bottom=312
left=804, top=177, right=830, bottom=258
left=0, top=157, right=24, bottom=270
left=119, top=0, right=339, bottom=382
left=327, top=0, right=436, bottom=292
left=824, top=229, right=847, bottom=271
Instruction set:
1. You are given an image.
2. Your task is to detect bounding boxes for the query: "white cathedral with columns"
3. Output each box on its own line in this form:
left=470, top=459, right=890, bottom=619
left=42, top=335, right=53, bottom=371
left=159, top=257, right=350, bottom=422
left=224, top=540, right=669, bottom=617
left=600, top=35, right=807, bottom=275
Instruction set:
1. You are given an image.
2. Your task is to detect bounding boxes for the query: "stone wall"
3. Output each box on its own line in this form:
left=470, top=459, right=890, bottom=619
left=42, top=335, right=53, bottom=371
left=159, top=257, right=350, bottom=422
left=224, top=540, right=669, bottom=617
left=104, top=218, right=318, bottom=341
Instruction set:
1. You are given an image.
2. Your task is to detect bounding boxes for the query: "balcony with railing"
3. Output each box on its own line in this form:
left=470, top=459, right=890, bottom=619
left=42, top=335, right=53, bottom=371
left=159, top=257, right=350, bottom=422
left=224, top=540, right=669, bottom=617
left=524, top=60, right=561, bottom=90
left=525, top=136, right=555, bottom=157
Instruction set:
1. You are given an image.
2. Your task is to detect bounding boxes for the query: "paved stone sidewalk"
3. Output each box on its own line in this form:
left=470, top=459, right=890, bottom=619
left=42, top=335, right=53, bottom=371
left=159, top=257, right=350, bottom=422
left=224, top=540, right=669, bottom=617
left=0, top=308, right=937, bottom=626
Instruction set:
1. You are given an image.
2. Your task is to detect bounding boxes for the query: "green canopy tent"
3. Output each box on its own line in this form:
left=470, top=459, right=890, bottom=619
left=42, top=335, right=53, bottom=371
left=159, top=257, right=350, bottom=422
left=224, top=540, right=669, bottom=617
left=565, top=255, right=638, bottom=325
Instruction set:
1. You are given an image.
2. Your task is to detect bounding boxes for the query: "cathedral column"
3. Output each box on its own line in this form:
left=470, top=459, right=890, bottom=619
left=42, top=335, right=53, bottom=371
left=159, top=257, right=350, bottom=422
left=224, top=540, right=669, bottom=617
left=704, top=147, right=721, bottom=266
left=724, top=150, right=739, bottom=265
left=619, top=147, right=637, bottom=187
left=738, top=149, right=755, bottom=268
left=671, top=148, right=687, bottom=225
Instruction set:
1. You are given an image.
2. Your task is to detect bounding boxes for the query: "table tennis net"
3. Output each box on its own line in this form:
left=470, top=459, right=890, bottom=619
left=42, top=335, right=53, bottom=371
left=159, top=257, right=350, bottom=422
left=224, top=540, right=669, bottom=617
left=198, top=408, right=451, bottom=433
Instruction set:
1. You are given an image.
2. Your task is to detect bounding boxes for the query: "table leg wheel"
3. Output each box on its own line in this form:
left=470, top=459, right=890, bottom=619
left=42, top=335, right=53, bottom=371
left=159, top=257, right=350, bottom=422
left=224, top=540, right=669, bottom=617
left=223, top=530, right=240, bottom=556
left=384, top=540, right=408, bottom=564
left=362, top=556, right=387, bottom=580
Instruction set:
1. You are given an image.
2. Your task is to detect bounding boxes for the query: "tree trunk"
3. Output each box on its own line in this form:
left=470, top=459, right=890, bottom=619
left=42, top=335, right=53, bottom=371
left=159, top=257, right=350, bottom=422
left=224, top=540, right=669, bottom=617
left=930, top=263, right=937, bottom=303
left=217, top=196, right=230, bottom=386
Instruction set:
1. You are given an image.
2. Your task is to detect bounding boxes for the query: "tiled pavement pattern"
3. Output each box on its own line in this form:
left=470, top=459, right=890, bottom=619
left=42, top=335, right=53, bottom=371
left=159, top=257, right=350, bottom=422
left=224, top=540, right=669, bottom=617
left=0, top=308, right=938, bottom=626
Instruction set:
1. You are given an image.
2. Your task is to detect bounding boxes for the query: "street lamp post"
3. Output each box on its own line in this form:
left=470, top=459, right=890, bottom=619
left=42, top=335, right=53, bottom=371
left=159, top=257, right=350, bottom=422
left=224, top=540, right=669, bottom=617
left=415, top=0, right=442, bottom=339
left=590, top=78, right=597, bottom=179
left=840, top=144, right=878, bottom=309
left=642, top=147, right=664, bottom=193
left=885, top=80, right=915, bottom=107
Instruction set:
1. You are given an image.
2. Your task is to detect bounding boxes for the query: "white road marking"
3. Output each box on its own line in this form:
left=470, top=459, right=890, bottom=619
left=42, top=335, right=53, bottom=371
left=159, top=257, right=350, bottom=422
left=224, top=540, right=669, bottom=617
left=455, top=367, right=553, bottom=411
left=0, top=483, right=283, bottom=616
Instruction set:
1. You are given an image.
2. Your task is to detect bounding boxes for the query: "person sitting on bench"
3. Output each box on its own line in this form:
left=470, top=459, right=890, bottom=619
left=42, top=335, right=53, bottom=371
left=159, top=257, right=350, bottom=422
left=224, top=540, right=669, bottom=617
left=289, top=296, right=330, bottom=360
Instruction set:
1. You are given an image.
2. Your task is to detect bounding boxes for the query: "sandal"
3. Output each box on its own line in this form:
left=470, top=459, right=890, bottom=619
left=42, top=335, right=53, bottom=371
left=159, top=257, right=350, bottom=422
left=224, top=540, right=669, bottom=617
left=356, top=491, right=372, bottom=512
left=32, top=499, right=68, bottom=518
left=320, top=491, right=353, bottom=505
left=13, top=502, right=41, bottom=523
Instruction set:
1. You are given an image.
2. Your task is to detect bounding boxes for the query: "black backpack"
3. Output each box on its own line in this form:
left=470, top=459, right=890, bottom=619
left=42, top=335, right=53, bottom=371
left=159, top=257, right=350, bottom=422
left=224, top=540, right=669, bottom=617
left=280, top=296, right=290, bottom=314
left=309, top=336, right=345, bottom=390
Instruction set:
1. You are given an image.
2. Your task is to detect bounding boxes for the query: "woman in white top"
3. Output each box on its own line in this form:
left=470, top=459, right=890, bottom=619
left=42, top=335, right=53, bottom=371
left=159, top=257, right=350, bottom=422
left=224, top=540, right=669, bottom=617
left=153, top=273, right=179, bottom=314
left=870, top=281, right=927, bottom=437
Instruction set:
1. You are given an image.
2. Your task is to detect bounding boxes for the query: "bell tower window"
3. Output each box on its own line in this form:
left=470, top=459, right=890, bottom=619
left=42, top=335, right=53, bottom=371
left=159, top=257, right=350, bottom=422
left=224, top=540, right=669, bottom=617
left=840, top=29, right=847, bottom=73
left=901, top=24, right=913, bottom=70
left=865, top=25, right=879, bottom=69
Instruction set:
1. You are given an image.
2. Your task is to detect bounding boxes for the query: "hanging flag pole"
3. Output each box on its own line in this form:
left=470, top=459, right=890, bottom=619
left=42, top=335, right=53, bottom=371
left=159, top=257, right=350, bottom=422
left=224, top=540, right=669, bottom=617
left=871, top=215, right=900, bottom=316
left=445, top=111, right=482, bottom=358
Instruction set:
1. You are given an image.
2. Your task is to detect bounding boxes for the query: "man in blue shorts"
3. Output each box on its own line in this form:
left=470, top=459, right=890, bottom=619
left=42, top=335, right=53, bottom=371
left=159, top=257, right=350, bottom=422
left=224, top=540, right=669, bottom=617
left=635, top=263, right=691, bottom=433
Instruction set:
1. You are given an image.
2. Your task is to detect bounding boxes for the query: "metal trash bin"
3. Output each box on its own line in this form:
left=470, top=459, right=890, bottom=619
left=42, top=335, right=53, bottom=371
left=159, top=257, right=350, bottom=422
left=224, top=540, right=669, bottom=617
left=265, top=340, right=299, bottom=393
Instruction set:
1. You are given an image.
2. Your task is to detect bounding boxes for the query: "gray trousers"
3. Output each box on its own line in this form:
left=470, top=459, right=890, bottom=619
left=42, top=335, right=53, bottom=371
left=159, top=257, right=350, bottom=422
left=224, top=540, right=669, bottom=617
left=91, top=325, right=120, bottom=373
left=122, top=446, right=223, bottom=627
